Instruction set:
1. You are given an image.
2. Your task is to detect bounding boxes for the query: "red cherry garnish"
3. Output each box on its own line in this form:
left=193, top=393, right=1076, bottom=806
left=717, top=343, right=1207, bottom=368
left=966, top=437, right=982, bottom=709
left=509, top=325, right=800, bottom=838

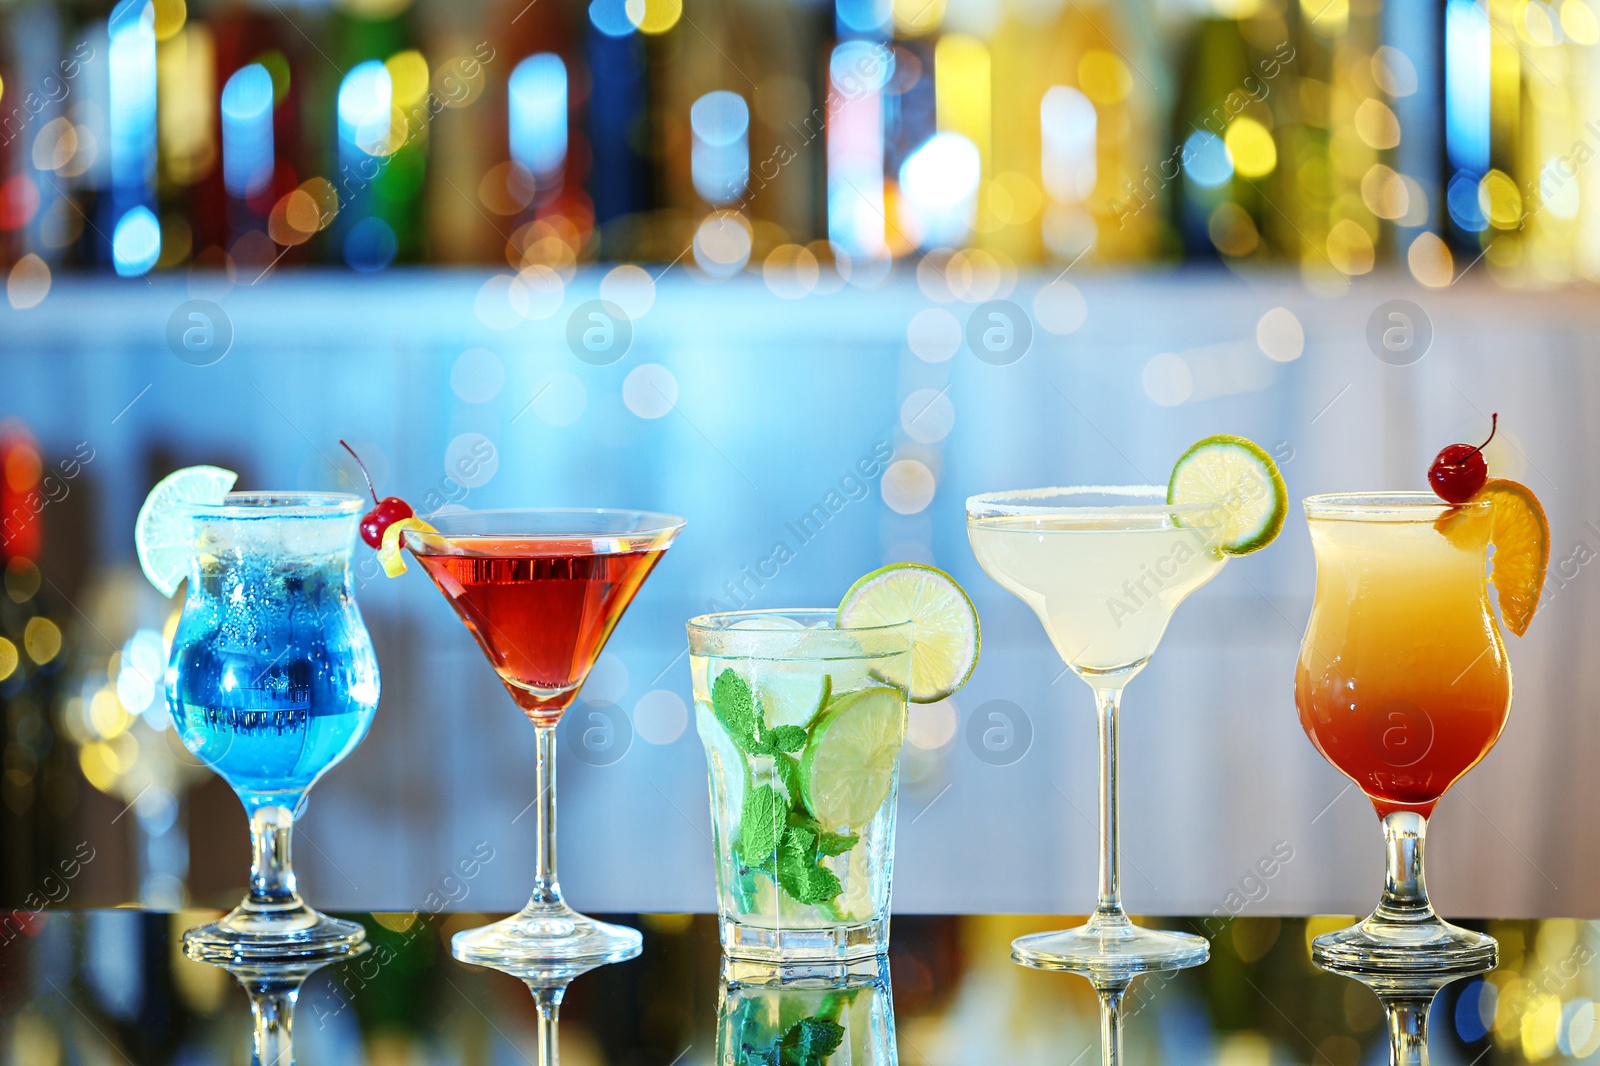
left=340, top=440, right=415, bottom=548
left=1429, top=413, right=1497, bottom=504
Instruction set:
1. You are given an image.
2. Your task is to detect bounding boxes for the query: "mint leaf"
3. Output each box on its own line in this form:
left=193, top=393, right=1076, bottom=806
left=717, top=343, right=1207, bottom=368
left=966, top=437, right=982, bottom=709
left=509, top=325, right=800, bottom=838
left=769, top=725, right=807, bottom=753
left=816, top=830, right=858, bottom=857
left=779, top=1017, right=845, bottom=1066
left=775, top=754, right=806, bottom=811
left=740, top=785, right=787, bottom=866
left=714, top=669, right=763, bottom=751
left=776, top=825, right=842, bottom=906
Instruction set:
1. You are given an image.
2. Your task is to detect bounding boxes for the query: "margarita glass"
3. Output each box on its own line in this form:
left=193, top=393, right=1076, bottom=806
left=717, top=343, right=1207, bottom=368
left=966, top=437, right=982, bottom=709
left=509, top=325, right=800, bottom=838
left=967, top=486, right=1226, bottom=979
left=1296, top=493, right=1509, bottom=970
left=688, top=609, right=914, bottom=962
left=404, top=509, right=684, bottom=965
left=166, top=492, right=379, bottom=961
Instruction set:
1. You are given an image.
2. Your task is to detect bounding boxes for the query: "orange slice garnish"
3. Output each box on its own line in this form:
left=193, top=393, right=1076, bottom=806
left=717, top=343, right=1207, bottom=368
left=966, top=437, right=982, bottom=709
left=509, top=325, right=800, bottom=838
left=1477, top=478, right=1550, bottom=637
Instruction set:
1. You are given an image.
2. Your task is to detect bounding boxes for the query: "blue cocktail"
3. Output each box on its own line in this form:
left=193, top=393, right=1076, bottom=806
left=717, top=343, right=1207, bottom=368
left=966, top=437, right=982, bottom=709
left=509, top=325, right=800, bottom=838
left=166, top=492, right=379, bottom=960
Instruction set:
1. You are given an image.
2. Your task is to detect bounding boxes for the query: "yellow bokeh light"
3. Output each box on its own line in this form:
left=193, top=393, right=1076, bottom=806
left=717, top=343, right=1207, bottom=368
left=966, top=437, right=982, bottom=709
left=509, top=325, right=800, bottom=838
left=1354, top=98, right=1401, bottom=149
left=388, top=50, right=429, bottom=109
left=79, top=742, right=120, bottom=793
left=1078, top=49, right=1132, bottom=105
left=152, top=0, right=186, bottom=41
left=1407, top=232, right=1454, bottom=287
left=1521, top=994, right=1561, bottom=1059
left=1361, top=163, right=1410, bottom=219
left=1563, top=0, right=1600, bottom=42
left=1211, top=0, right=1263, bottom=14
left=0, top=638, right=17, bottom=682
left=1303, top=0, right=1350, bottom=35
left=1522, top=0, right=1563, bottom=44
left=1327, top=218, right=1375, bottom=275
left=1479, top=169, right=1524, bottom=228
left=893, top=0, right=944, bottom=36
left=90, top=689, right=131, bottom=740
left=1226, top=117, right=1278, bottom=178
left=23, top=618, right=60, bottom=665
left=625, top=0, right=683, bottom=34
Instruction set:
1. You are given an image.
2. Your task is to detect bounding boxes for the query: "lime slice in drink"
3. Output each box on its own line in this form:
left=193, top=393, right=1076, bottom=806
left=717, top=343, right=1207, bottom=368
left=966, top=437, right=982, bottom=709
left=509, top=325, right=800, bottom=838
left=800, top=686, right=906, bottom=831
left=757, top=671, right=831, bottom=729
left=835, top=563, right=980, bottom=703
left=135, top=465, right=238, bottom=597
left=695, top=701, right=748, bottom=814
left=1167, top=434, right=1287, bottom=555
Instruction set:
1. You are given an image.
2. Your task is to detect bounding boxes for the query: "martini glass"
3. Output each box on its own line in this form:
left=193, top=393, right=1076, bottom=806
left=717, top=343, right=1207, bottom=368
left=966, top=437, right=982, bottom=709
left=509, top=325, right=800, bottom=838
left=1296, top=493, right=1507, bottom=972
left=966, top=486, right=1226, bottom=981
left=404, top=509, right=684, bottom=965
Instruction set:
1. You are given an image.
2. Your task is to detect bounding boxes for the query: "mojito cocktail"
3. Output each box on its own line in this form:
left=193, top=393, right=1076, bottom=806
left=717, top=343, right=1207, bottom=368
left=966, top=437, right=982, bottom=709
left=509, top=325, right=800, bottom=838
left=689, top=610, right=914, bottom=962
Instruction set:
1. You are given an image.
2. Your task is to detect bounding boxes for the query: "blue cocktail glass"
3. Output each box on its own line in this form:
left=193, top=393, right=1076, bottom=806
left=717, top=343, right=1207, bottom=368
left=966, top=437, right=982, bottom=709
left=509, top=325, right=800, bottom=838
left=166, top=492, right=380, bottom=960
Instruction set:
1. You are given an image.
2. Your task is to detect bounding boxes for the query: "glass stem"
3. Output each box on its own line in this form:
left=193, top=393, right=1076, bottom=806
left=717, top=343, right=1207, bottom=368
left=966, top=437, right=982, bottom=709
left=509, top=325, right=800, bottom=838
left=1097, top=983, right=1125, bottom=1066
left=1092, top=687, right=1126, bottom=925
left=1382, top=995, right=1432, bottom=1066
left=248, top=806, right=301, bottom=910
left=1376, top=810, right=1435, bottom=924
left=530, top=724, right=562, bottom=908
left=247, top=985, right=300, bottom=1066
left=532, top=985, right=566, bottom=1066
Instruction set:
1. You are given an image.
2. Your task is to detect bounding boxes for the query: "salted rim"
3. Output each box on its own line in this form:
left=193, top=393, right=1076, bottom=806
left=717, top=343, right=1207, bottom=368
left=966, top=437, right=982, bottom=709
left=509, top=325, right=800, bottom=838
left=966, top=484, right=1219, bottom=521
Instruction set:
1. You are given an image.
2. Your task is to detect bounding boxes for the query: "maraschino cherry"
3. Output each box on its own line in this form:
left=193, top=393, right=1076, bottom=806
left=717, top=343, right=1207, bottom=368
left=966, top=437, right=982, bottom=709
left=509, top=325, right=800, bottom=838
left=340, top=440, right=414, bottom=548
left=1429, top=414, right=1497, bottom=504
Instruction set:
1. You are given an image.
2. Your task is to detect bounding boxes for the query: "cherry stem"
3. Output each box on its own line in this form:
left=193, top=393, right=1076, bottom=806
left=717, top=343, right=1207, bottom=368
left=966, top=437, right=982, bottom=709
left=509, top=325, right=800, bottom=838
left=339, top=439, right=380, bottom=505
left=1460, top=413, right=1498, bottom=463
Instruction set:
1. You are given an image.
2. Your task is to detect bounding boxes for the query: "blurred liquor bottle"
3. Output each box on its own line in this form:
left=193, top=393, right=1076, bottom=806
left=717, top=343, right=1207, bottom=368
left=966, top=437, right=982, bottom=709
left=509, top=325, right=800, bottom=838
left=1002, top=0, right=1165, bottom=265
left=186, top=5, right=315, bottom=272
left=327, top=0, right=430, bottom=268
left=1172, top=17, right=1263, bottom=264
left=427, top=0, right=575, bottom=266
left=0, top=424, right=78, bottom=904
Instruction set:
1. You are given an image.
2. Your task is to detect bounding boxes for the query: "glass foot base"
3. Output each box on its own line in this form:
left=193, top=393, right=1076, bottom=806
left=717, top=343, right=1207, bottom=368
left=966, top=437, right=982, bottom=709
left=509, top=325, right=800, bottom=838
left=1012, top=916, right=1209, bottom=982
left=1312, top=914, right=1497, bottom=975
left=720, top=914, right=888, bottom=964
left=451, top=901, right=642, bottom=966
left=183, top=901, right=367, bottom=963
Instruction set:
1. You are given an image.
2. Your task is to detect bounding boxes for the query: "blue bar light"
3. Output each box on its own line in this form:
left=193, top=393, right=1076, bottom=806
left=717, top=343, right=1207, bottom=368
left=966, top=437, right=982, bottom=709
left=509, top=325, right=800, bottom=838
left=108, top=0, right=158, bottom=272
left=1445, top=0, right=1490, bottom=175
left=690, top=91, right=749, bottom=206
left=509, top=54, right=568, bottom=183
left=338, top=60, right=393, bottom=167
left=221, top=64, right=276, bottom=199
left=112, top=205, right=161, bottom=276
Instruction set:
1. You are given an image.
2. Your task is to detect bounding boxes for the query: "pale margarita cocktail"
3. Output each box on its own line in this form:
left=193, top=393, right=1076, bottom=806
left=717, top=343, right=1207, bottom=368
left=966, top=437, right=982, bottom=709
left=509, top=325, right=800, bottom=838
left=967, top=436, right=1287, bottom=984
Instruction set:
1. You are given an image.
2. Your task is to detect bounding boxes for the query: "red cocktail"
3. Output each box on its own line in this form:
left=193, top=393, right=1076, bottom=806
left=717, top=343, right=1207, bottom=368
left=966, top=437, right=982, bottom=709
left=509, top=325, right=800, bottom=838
left=405, top=509, right=684, bottom=966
